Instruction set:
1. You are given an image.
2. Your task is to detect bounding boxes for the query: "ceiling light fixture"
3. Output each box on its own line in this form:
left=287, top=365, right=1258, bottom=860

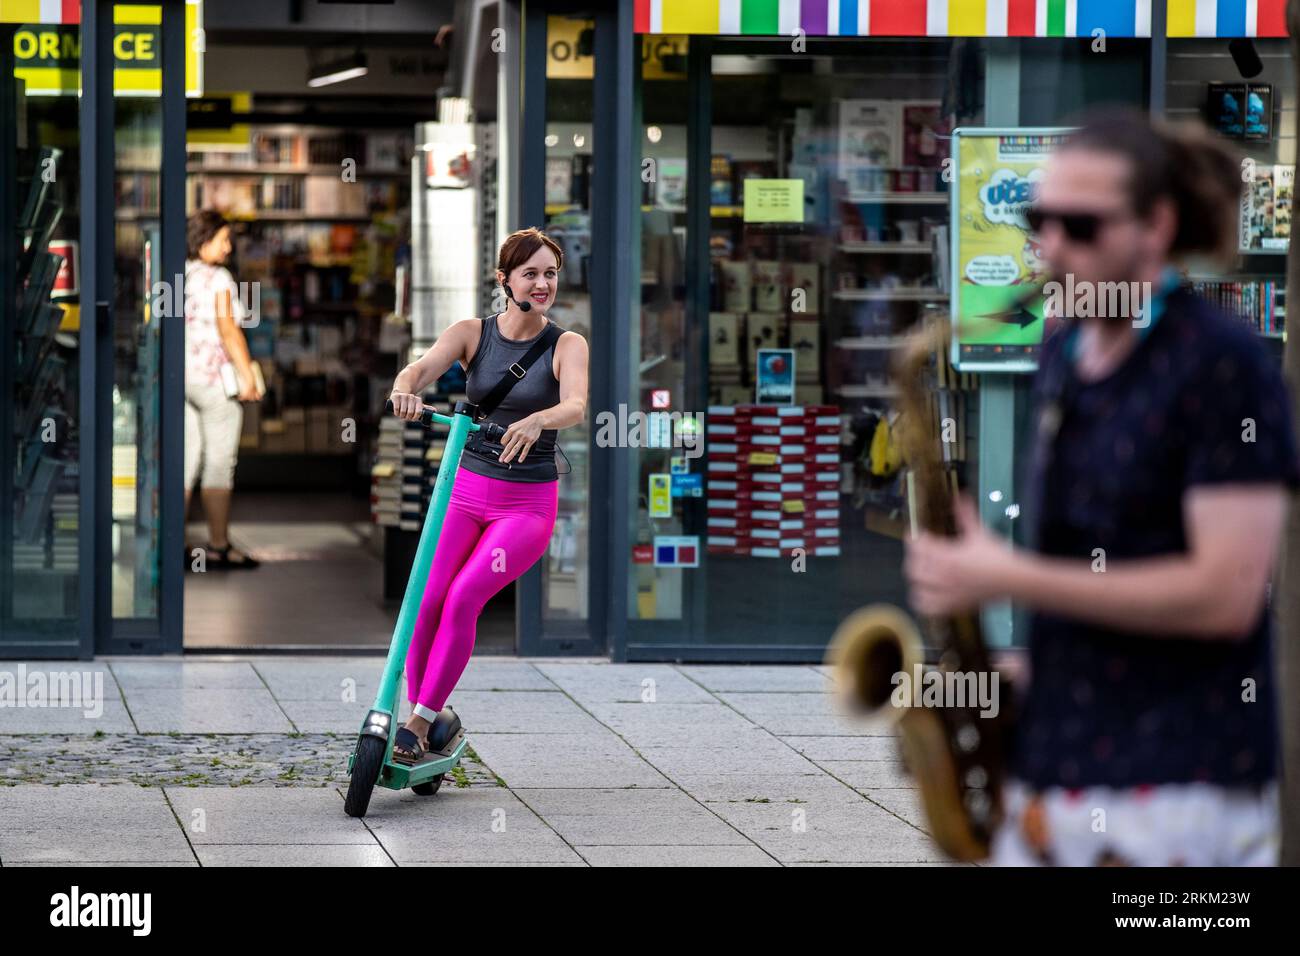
left=308, top=50, right=369, bottom=88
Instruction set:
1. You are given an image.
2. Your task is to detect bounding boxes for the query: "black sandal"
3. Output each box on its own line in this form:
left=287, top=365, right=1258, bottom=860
left=205, top=542, right=261, bottom=570
left=392, top=727, right=426, bottom=765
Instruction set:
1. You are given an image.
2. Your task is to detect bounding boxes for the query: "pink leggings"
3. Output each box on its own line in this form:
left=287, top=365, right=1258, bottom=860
left=405, top=468, right=557, bottom=717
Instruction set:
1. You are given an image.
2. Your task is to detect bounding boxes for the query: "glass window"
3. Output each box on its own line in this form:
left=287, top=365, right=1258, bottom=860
left=541, top=14, right=595, bottom=626
left=627, top=35, right=1151, bottom=653
left=113, top=97, right=163, bottom=620
left=2, top=15, right=83, bottom=641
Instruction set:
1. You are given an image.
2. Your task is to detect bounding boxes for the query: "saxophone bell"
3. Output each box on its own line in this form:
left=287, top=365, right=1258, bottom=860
left=827, top=604, right=926, bottom=721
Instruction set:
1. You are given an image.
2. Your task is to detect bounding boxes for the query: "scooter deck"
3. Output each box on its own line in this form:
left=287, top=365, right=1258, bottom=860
left=377, top=730, right=467, bottom=790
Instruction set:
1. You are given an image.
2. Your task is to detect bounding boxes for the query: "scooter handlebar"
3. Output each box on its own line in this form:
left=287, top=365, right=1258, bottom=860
left=384, top=400, right=503, bottom=441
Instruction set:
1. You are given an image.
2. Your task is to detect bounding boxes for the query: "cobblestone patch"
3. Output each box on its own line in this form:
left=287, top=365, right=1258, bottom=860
left=0, top=734, right=504, bottom=789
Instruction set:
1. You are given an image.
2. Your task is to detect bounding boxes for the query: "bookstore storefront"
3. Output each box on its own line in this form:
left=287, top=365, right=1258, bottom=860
left=3, top=0, right=193, bottom=659
left=4, top=0, right=1293, bottom=661
left=599, top=0, right=1292, bottom=660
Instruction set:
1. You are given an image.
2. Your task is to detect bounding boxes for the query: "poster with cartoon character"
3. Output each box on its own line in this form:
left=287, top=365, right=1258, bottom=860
left=950, top=128, right=1072, bottom=372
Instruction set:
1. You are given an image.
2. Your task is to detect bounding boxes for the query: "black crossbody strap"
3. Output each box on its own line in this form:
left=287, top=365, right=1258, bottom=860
left=475, top=319, right=563, bottom=421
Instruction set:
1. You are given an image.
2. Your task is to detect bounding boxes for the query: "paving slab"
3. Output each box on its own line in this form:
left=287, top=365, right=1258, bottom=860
left=534, top=662, right=717, bottom=704
left=362, top=786, right=585, bottom=864
left=820, top=759, right=914, bottom=789
left=251, top=658, right=385, bottom=701
left=666, top=772, right=864, bottom=806
left=456, top=659, right=557, bottom=692
left=446, top=690, right=607, bottom=735
left=0, top=661, right=134, bottom=733
left=0, top=785, right=195, bottom=864
left=275, top=699, right=375, bottom=735
left=576, top=844, right=779, bottom=866
left=164, top=787, right=377, bottom=844
left=580, top=701, right=761, bottom=738
left=514, top=787, right=751, bottom=847
left=112, top=660, right=267, bottom=690
left=468, top=732, right=668, bottom=789
left=194, top=845, right=394, bottom=866
left=704, top=797, right=947, bottom=864
left=677, top=665, right=832, bottom=693
left=778, top=735, right=900, bottom=762
left=635, top=739, right=819, bottom=776
left=124, top=688, right=297, bottom=734
left=0, top=698, right=136, bottom=734
left=716, top=691, right=865, bottom=736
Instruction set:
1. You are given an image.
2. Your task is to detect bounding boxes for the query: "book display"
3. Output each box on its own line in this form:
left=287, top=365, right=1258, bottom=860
left=180, top=125, right=414, bottom=487
left=10, top=147, right=79, bottom=616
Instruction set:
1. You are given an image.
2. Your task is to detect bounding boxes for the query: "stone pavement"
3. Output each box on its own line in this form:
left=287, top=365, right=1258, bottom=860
left=0, top=657, right=966, bottom=866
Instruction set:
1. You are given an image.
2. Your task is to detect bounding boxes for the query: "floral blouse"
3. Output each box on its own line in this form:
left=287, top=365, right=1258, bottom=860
left=184, top=259, right=244, bottom=387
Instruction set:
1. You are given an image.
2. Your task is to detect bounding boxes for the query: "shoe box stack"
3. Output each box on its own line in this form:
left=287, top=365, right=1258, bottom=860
left=422, top=392, right=468, bottom=507
left=705, top=404, right=842, bottom=558
left=370, top=399, right=433, bottom=531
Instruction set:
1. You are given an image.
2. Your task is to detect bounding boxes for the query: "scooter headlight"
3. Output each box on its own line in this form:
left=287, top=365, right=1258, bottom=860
left=363, top=710, right=391, bottom=736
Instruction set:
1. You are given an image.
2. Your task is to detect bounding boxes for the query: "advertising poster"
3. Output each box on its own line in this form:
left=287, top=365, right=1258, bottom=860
left=648, top=473, right=672, bottom=518
left=951, top=128, right=1071, bottom=373
left=1240, top=163, right=1292, bottom=252
left=755, top=348, right=795, bottom=404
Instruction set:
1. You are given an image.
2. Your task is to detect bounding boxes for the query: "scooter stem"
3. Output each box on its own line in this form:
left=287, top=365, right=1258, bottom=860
left=372, top=409, right=474, bottom=724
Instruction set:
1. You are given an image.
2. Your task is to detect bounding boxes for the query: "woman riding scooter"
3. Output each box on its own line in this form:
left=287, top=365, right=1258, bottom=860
left=386, top=227, right=588, bottom=763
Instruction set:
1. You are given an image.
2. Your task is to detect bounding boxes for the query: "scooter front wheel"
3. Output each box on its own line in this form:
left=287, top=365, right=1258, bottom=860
left=345, top=735, right=385, bottom=818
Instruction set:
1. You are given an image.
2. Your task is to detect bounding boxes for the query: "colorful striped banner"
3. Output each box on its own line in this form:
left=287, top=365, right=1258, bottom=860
left=1166, top=0, right=1288, bottom=36
left=636, top=0, right=1291, bottom=36
left=0, top=0, right=80, bottom=23
left=636, top=0, right=1155, bottom=35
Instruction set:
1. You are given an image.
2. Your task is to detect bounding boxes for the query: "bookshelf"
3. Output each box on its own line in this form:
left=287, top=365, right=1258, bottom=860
left=184, top=125, right=414, bottom=488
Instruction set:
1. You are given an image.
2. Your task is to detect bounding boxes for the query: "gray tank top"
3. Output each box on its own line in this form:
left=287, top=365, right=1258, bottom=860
left=460, top=312, right=563, bottom=483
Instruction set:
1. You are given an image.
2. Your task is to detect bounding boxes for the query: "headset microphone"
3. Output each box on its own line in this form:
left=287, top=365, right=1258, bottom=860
left=504, top=283, right=532, bottom=313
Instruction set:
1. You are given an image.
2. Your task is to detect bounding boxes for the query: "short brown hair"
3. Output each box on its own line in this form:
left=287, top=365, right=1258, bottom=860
left=1059, top=107, right=1242, bottom=264
left=187, top=209, right=229, bottom=259
left=497, top=227, right=563, bottom=278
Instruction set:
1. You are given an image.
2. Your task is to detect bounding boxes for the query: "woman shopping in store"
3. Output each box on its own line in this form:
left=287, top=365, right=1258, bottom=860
left=387, top=227, right=589, bottom=761
left=184, top=209, right=265, bottom=570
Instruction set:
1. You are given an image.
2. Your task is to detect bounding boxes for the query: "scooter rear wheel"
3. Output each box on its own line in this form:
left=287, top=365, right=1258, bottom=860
left=344, top=735, right=385, bottom=818
left=412, top=774, right=444, bottom=797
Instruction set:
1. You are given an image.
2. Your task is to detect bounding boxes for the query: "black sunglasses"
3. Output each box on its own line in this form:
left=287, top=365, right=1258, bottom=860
left=1022, top=207, right=1130, bottom=244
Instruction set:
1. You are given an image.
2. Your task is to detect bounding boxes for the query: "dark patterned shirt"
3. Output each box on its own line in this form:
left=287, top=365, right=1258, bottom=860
left=1016, top=286, right=1300, bottom=789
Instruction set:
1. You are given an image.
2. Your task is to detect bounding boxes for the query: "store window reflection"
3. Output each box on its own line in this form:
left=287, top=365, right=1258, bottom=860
left=630, top=35, right=690, bottom=622
left=629, top=39, right=985, bottom=647
left=542, top=14, right=595, bottom=624
left=113, top=98, right=164, bottom=620
left=3, top=16, right=83, bottom=637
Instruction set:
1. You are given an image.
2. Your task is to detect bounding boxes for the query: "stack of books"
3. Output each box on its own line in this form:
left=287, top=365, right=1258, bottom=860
left=705, top=405, right=842, bottom=558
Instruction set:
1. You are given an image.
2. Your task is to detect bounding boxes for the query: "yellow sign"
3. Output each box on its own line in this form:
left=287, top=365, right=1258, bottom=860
left=12, top=1, right=203, bottom=97
left=187, top=91, right=251, bottom=149
left=546, top=16, right=686, bottom=80
left=743, top=179, right=804, bottom=224
left=648, top=473, right=672, bottom=518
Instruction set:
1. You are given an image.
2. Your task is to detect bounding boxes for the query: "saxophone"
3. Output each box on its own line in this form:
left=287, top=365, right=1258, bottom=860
left=828, top=318, right=1012, bottom=861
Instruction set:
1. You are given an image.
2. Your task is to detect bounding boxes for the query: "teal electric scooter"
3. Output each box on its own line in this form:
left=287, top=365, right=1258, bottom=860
left=344, top=399, right=505, bottom=818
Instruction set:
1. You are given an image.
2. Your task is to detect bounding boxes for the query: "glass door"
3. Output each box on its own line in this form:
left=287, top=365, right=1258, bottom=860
left=539, top=13, right=594, bottom=635
left=626, top=37, right=981, bottom=659
left=515, top=4, right=609, bottom=655
left=1, top=11, right=86, bottom=655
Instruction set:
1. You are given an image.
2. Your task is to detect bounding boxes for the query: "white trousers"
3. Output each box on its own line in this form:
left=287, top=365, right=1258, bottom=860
left=990, top=778, right=1279, bottom=866
left=184, top=379, right=243, bottom=491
